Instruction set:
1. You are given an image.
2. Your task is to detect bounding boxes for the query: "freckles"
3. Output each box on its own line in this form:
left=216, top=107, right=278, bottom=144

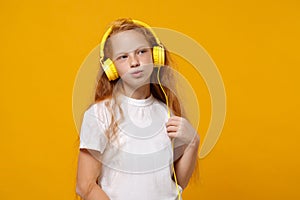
left=118, top=68, right=128, bottom=77
left=114, top=61, right=129, bottom=76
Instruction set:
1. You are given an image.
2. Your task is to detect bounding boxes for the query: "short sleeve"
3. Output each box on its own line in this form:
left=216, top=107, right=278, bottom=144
left=79, top=103, right=108, bottom=153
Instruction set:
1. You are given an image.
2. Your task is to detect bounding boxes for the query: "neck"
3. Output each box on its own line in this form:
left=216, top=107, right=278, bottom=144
left=123, top=84, right=151, bottom=99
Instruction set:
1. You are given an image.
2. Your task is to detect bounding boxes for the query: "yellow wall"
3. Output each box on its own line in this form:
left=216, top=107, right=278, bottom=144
left=1, top=0, right=299, bottom=199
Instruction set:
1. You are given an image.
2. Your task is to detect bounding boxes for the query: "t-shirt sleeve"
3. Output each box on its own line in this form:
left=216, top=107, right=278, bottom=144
left=79, top=103, right=108, bottom=154
left=173, top=138, right=186, bottom=161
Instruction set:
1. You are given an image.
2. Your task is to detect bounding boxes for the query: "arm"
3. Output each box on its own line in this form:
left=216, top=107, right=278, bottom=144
left=166, top=116, right=200, bottom=189
left=76, top=149, right=110, bottom=200
left=173, top=135, right=199, bottom=189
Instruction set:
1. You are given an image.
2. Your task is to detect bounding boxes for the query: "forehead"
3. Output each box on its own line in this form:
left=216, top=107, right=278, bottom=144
left=109, top=30, right=150, bottom=56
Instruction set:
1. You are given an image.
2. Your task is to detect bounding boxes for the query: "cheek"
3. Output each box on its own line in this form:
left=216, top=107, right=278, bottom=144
left=143, top=63, right=154, bottom=77
left=115, top=63, right=128, bottom=77
left=140, top=53, right=153, bottom=65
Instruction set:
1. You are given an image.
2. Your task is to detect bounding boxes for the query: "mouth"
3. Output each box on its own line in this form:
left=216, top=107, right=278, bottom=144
left=131, top=69, right=144, bottom=78
left=131, top=70, right=143, bottom=74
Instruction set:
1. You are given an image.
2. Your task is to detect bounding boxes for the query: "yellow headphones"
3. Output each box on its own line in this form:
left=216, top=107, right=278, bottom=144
left=99, top=19, right=165, bottom=81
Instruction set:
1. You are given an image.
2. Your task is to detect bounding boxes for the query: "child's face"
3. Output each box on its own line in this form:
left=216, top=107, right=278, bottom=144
left=110, top=29, right=154, bottom=89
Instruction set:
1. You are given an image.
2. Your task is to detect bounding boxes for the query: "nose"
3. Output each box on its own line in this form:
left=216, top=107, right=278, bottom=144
left=129, top=54, right=140, bottom=68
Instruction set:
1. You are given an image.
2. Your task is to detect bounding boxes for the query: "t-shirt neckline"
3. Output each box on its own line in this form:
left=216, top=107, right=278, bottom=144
left=120, top=94, right=154, bottom=106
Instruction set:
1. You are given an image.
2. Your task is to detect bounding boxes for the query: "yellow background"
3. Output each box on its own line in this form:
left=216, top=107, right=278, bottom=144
left=1, top=0, right=299, bottom=199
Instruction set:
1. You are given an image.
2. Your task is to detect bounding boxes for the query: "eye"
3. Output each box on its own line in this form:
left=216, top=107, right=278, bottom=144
left=117, top=55, right=128, bottom=60
left=138, top=48, right=149, bottom=55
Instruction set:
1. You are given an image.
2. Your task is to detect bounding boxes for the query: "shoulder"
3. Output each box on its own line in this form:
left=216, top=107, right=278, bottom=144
left=84, top=98, right=112, bottom=124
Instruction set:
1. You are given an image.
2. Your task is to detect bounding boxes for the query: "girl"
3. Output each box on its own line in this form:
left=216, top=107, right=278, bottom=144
left=76, top=18, right=199, bottom=200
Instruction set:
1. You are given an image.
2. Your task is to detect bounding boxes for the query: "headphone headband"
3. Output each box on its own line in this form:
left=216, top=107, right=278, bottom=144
left=99, top=19, right=165, bottom=81
left=100, top=19, right=162, bottom=62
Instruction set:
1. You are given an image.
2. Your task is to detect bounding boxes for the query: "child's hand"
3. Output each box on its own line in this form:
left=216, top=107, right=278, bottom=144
left=166, top=116, right=199, bottom=145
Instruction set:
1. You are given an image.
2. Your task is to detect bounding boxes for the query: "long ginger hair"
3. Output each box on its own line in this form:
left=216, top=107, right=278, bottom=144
left=95, top=18, right=183, bottom=141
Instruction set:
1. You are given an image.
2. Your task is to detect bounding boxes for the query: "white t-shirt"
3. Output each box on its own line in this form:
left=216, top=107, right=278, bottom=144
left=79, top=94, right=184, bottom=200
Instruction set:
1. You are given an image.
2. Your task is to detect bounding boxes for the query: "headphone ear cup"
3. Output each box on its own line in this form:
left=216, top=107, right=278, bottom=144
left=102, top=58, right=119, bottom=81
left=153, top=46, right=165, bottom=66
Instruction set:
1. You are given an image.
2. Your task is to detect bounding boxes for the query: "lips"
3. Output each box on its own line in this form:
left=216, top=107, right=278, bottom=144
left=131, top=70, right=143, bottom=74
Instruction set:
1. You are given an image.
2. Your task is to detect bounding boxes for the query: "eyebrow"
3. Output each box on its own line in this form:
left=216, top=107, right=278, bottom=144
left=113, top=46, right=151, bottom=59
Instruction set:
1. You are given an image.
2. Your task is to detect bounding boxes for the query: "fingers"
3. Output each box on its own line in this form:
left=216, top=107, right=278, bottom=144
left=168, top=116, right=181, bottom=122
left=167, top=131, right=177, bottom=139
left=166, top=116, right=182, bottom=126
left=166, top=116, right=181, bottom=139
left=166, top=125, right=178, bottom=132
left=166, top=116, right=183, bottom=131
left=165, top=116, right=197, bottom=144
